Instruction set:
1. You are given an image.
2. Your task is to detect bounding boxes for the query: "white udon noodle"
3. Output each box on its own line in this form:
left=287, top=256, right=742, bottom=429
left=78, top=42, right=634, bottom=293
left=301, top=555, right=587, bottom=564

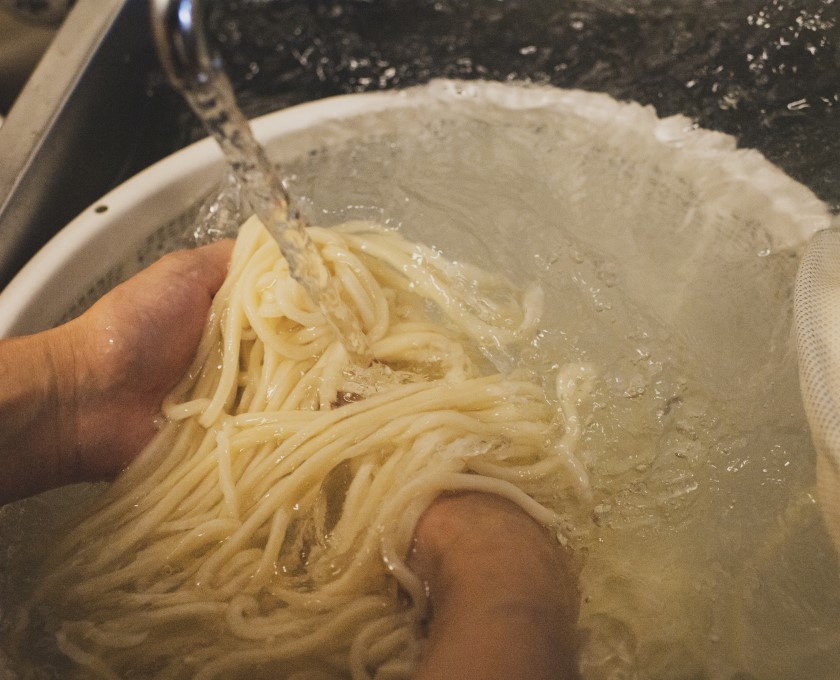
left=24, top=216, right=591, bottom=680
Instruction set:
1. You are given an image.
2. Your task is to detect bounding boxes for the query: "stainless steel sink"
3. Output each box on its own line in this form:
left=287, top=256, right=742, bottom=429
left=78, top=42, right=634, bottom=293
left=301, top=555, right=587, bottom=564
left=0, top=0, right=183, bottom=289
left=0, top=8, right=58, bottom=115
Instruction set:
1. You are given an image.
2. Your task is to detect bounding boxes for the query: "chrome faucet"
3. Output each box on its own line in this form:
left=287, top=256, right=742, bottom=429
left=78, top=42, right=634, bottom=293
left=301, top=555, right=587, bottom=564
left=149, top=0, right=219, bottom=93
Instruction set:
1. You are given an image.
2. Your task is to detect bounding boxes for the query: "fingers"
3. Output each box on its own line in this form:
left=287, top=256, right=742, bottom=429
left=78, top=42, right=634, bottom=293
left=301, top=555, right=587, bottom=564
left=146, top=239, right=235, bottom=304
left=184, top=239, right=235, bottom=299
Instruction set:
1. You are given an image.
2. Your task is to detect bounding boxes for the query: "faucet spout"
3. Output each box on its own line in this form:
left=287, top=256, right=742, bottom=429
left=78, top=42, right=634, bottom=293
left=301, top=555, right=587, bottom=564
left=149, top=0, right=218, bottom=91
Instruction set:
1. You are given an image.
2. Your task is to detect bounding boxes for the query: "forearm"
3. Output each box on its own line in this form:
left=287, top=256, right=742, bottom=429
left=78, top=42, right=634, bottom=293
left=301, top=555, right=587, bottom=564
left=411, top=493, right=580, bottom=680
left=0, top=327, right=80, bottom=503
left=417, top=598, right=574, bottom=680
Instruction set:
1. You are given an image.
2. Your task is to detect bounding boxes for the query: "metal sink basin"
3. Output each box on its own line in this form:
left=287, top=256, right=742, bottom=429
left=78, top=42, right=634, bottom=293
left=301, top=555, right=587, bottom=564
left=0, top=0, right=185, bottom=288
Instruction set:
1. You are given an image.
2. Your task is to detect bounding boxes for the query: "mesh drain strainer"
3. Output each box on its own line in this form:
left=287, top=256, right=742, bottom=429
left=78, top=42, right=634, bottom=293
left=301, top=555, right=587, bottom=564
left=795, top=229, right=840, bottom=555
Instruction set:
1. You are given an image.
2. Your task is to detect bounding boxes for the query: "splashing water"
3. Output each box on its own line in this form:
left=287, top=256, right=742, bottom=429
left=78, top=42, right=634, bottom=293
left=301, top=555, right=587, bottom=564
left=177, top=53, right=370, bottom=361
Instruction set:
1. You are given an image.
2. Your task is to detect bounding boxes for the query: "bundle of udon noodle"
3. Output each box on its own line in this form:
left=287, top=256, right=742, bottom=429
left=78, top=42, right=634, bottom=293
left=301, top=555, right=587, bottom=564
left=27, top=216, right=590, bottom=680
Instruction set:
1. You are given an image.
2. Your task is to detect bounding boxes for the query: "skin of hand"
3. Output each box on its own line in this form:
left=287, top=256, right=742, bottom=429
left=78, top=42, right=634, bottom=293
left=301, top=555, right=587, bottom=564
left=0, top=241, right=233, bottom=504
left=410, top=492, right=581, bottom=680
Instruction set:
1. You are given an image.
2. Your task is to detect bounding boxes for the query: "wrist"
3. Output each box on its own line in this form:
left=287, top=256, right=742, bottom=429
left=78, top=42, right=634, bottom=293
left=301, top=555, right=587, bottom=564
left=53, top=313, right=157, bottom=484
left=0, top=325, right=82, bottom=503
left=411, top=492, right=577, bottom=613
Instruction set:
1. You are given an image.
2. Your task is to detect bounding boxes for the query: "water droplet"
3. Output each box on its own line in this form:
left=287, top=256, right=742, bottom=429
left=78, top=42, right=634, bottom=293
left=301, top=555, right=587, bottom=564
left=618, top=371, right=647, bottom=398
left=592, top=503, right=612, bottom=526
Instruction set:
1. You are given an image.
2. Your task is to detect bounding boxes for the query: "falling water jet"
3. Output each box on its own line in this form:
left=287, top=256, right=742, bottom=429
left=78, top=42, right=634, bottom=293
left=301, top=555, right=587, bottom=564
left=149, top=0, right=371, bottom=362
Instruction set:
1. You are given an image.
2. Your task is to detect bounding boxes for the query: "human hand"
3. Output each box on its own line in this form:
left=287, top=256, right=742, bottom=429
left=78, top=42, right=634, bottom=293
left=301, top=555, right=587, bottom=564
left=65, top=240, right=234, bottom=480
left=0, top=241, right=232, bottom=504
left=410, top=492, right=580, bottom=680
